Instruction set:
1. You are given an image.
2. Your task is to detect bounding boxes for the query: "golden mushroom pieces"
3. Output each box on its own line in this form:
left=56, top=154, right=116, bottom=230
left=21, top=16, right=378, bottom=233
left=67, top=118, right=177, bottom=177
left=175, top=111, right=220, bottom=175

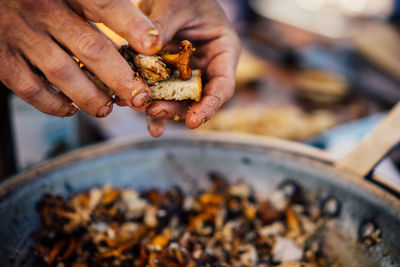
left=89, top=40, right=200, bottom=102
left=161, top=40, right=194, bottom=81
left=33, top=175, right=342, bottom=266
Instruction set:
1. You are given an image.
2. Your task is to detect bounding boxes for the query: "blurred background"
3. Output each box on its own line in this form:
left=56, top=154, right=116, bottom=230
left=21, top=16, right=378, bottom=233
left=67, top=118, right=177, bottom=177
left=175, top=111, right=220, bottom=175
left=1, top=0, right=400, bottom=188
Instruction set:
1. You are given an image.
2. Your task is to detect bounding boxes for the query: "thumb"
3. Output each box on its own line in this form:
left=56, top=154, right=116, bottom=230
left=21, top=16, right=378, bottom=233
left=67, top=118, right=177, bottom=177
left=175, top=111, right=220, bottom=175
left=139, top=0, right=191, bottom=48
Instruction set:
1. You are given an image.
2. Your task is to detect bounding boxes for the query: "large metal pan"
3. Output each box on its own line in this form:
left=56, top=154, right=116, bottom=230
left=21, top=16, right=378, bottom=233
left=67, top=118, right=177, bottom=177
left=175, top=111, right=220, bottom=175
left=1, top=103, right=400, bottom=266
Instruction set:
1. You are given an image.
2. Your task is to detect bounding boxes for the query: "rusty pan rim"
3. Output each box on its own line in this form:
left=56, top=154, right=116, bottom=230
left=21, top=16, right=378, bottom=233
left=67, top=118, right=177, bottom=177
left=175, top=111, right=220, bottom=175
left=1, top=131, right=399, bottom=216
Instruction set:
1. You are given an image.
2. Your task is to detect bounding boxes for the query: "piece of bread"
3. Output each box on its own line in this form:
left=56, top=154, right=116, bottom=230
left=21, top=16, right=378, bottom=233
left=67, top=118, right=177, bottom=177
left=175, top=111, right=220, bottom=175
left=150, top=69, right=202, bottom=102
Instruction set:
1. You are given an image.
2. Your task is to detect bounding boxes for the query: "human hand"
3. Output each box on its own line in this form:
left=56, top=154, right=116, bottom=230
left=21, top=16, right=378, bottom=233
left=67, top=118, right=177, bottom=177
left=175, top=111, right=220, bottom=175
left=0, top=0, right=163, bottom=118
left=142, top=0, right=241, bottom=137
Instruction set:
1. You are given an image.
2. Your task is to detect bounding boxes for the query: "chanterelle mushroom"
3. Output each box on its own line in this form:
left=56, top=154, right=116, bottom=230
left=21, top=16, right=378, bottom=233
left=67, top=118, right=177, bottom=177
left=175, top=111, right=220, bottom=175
left=161, top=40, right=194, bottom=80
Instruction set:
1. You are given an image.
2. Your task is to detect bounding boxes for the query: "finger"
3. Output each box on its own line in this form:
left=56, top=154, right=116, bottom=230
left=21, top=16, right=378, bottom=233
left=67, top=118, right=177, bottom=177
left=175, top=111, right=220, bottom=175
left=146, top=100, right=191, bottom=120
left=88, top=22, right=120, bottom=49
left=146, top=116, right=166, bottom=137
left=115, top=98, right=128, bottom=106
left=186, top=51, right=238, bottom=129
left=71, top=0, right=161, bottom=55
left=185, top=77, right=234, bottom=129
left=139, top=0, right=192, bottom=48
left=0, top=48, right=77, bottom=117
left=8, top=18, right=113, bottom=118
left=39, top=2, right=152, bottom=110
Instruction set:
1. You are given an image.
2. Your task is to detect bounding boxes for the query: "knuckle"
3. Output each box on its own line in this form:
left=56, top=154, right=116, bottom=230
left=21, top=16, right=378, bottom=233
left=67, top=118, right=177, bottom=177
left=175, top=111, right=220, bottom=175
left=0, top=11, right=19, bottom=36
left=112, top=76, right=139, bottom=92
left=124, top=17, right=145, bottom=33
left=77, top=33, right=106, bottom=60
left=148, top=15, right=165, bottom=31
left=92, top=0, right=116, bottom=10
left=20, top=83, right=42, bottom=99
left=20, top=0, right=53, bottom=14
left=82, top=94, right=102, bottom=112
left=42, top=101, right=67, bottom=117
left=45, top=57, right=74, bottom=80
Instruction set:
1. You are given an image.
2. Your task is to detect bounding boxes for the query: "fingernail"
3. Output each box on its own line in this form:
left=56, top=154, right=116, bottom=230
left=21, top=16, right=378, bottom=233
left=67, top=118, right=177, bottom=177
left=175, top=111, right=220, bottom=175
left=71, top=102, right=80, bottom=110
left=154, top=111, right=167, bottom=118
left=143, top=29, right=159, bottom=50
left=147, top=28, right=159, bottom=37
left=143, top=37, right=158, bottom=50
left=96, top=105, right=112, bottom=118
left=132, top=92, right=151, bottom=108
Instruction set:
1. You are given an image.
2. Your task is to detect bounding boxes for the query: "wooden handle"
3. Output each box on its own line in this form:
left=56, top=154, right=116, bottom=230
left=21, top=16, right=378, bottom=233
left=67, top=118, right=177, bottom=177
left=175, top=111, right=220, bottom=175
left=352, top=22, right=400, bottom=80
left=336, top=102, right=400, bottom=177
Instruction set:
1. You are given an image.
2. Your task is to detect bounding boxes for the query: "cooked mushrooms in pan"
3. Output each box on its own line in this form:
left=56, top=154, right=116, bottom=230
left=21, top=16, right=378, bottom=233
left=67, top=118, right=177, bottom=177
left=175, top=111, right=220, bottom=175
left=33, top=176, right=360, bottom=266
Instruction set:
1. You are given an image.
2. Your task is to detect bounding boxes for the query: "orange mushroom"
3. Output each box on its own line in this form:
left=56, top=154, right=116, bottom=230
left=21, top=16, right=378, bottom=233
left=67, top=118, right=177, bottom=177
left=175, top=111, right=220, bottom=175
left=161, top=40, right=194, bottom=81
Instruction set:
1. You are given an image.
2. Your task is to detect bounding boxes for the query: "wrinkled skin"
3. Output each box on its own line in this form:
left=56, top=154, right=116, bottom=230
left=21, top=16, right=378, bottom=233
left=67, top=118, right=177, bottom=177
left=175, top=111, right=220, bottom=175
left=0, top=0, right=241, bottom=136
left=142, top=0, right=241, bottom=137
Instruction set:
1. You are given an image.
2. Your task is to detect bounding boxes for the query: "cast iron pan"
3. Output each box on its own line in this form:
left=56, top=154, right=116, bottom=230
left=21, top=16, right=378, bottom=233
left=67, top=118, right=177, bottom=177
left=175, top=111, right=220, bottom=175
left=0, top=103, right=400, bottom=266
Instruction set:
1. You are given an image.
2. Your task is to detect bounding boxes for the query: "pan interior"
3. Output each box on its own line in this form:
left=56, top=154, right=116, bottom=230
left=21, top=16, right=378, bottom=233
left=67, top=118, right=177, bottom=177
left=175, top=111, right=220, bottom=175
left=0, top=137, right=399, bottom=266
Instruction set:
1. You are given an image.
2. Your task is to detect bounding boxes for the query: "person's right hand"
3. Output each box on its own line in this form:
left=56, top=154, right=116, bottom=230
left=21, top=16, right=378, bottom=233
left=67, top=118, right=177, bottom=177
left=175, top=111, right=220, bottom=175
left=0, top=0, right=162, bottom=118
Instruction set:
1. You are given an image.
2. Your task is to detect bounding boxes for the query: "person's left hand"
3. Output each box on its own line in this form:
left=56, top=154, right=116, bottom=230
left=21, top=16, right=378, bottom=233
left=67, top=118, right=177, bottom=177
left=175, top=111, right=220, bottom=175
left=141, top=0, right=241, bottom=137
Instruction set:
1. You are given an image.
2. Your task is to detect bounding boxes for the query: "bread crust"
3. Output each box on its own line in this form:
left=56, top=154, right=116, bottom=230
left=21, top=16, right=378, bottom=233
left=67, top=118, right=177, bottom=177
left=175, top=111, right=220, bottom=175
left=150, top=69, right=202, bottom=102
